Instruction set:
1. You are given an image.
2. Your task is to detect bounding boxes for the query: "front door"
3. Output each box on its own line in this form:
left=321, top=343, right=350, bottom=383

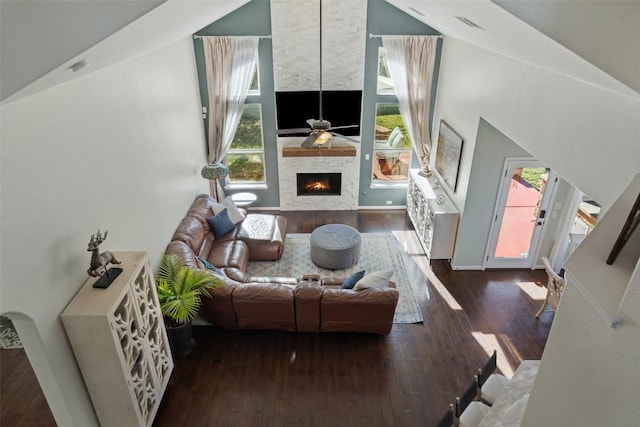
left=485, top=158, right=558, bottom=269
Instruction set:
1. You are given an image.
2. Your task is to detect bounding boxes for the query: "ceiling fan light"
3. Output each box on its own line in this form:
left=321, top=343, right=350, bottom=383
left=316, top=131, right=332, bottom=145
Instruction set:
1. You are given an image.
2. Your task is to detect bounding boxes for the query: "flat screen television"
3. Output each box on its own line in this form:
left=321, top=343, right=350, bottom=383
left=275, top=90, right=362, bottom=136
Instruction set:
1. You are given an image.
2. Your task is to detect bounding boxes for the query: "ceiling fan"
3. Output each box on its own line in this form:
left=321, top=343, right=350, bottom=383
left=276, top=0, right=361, bottom=148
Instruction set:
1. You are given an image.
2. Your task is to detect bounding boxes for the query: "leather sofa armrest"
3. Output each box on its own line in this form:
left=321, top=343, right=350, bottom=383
left=321, top=278, right=396, bottom=289
left=322, top=286, right=399, bottom=303
left=294, top=280, right=323, bottom=333
left=200, top=279, right=240, bottom=330
left=322, top=277, right=344, bottom=287
left=320, top=286, right=400, bottom=335
left=295, top=280, right=323, bottom=299
left=249, top=276, right=299, bottom=286
left=233, top=283, right=294, bottom=301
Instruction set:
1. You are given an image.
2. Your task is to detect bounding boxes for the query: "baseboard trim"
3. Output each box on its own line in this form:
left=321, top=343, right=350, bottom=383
left=250, top=206, right=408, bottom=211
left=451, top=265, right=484, bottom=271
left=358, top=205, right=408, bottom=210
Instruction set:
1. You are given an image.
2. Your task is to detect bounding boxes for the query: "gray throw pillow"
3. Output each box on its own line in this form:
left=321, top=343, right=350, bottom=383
left=196, top=256, right=226, bottom=277
left=207, top=209, right=235, bottom=237
left=341, top=270, right=366, bottom=289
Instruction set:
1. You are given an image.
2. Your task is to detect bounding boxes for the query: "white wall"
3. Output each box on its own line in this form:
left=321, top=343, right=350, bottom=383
left=432, top=38, right=640, bottom=426
left=522, top=272, right=640, bottom=426
left=432, top=38, right=640, bottom=214
left=0, top=38, right=208, bottom=425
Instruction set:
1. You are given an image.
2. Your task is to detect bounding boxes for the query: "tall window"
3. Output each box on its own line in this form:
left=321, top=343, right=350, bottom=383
left=372, top=48, right=411, bottom=182
left=226, top=64, right=266, bottom=184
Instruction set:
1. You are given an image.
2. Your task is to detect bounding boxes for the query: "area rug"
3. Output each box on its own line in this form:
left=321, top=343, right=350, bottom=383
left=0, top=316, right=22, bottom=349
left=246, top=232, right=424, bottom=323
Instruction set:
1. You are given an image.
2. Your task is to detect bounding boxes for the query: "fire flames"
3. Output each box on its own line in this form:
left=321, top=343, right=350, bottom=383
left=305, top=180, right=330, bottom=191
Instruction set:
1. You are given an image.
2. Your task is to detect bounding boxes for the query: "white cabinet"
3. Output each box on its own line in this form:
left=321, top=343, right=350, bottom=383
left=62, top=252, right=173, bottom=427
left=407, top=169, right=459, bottom=259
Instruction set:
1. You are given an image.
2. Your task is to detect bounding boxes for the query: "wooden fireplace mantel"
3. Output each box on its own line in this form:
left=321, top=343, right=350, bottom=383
left=282, top=146, right=356, bottom=157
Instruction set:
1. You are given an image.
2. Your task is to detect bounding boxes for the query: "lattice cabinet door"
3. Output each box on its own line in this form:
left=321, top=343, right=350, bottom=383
left=62, top=252, right=174, bottom=427
left=406, top=170, right=460, bottom=259
left=128, top=261, right=173, bottom=403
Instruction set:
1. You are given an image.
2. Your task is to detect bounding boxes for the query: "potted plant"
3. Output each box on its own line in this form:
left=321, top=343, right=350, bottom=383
left=155, top=254, right=223, bottom=356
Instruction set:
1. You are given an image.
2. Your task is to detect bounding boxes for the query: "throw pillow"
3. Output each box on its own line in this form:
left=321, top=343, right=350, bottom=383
left=341, top=270, right=366, bottom=289
left=389, top=130, right=404, bottom=148
left=388, top=126, right=402, bottom=146
left=212, top=197, right=245, bottom=225
left=196, top=256, right=226, bottom=277
left=354, top=270, right=394, bottom=290
left=207, top=209, right=235, bottom=237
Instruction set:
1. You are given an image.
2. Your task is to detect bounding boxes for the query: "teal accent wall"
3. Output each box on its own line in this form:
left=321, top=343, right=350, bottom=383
left=192, top=0, right=441, bottom=209
left=452, top=119, right=532, bottom=268
left=358, top=0, right=442, bottom=207
left=193, top=0, right=280, bottom=208
left=451, top=118, right=569, bottom=269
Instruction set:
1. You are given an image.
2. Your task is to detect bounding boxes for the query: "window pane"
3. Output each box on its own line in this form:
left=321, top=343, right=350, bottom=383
left=227, top=153, right=265, bottom=183
left=372, top=150, right=411, bottom=181
left=377, top=48, right=394, bottom=94
left=374, top=103, right=411, bottom=148
left=249, top=63, right=259, bottom=92
left=230, top=104, right=263, bottom=150
left=228, top=104, right=265, bottom=183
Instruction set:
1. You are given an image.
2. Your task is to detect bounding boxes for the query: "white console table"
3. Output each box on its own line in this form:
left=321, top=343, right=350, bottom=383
left=406, top=169, right=459, bottom=259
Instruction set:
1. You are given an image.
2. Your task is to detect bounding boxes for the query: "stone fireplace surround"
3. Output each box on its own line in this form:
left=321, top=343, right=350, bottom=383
left=277, top=137, right=360, bottom=210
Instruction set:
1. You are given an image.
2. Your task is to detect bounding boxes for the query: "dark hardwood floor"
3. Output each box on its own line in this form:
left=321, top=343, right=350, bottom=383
left=1, top=210, right=552, bottom=427
left=0, top=347, right=56, bottom=426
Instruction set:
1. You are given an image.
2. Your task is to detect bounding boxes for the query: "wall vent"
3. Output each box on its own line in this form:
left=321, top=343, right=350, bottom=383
left=455, top=16, right=485, bottom=30
left=408, top=6, right=425, bottom=16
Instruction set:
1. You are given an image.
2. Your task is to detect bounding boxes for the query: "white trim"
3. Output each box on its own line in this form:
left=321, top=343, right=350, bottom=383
left=484, top=157, right=557, bottom=269
left=370, top=182, right=409, bottom=189
left=548, top=186, right=583, bottom=271
left=568, top=276, right=623, bottom=327
left=451, top=264, right=484, bottom=271
left=224, top=184, right=268, bottom=191
left=530, top=170, right=560, bottom=267
left=357, top=205, right=407, bottom=210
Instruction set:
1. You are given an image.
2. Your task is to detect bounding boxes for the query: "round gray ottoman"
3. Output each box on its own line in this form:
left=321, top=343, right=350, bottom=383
left=310, top=224, right=361, bottom=269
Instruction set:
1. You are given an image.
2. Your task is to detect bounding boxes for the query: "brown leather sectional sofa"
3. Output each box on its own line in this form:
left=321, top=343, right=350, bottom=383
left=165, top=194, right=399, bottom=335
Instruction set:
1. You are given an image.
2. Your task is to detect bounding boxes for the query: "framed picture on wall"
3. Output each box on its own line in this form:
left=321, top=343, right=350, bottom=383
left=606, top=192, right=640, bottom=265
left=435, top=120, right=464, bottom=192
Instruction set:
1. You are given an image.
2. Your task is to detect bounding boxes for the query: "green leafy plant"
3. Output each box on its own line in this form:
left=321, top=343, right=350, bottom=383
left=155, top=254, right=223, bottom=327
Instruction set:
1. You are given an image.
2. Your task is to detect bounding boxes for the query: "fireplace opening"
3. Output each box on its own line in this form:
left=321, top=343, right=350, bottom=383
left=297, top=173, right=341, bottom=196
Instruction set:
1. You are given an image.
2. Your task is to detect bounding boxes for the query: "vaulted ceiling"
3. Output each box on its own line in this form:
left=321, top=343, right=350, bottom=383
left=388, top=0, right=639, bottom=98
left=1, top=0, right=638, bottom=104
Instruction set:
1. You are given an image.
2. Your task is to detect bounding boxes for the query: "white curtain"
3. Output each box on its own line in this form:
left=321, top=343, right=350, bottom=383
left=381, top=36, right=438, bottom=168
left=202, top=36, right=259, bottom=164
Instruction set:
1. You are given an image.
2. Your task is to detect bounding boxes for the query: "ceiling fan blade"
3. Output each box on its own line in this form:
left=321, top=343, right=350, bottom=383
left=301, top=132, right=320, bottom=148
left=329, top=124, right=359, bottom=131
left=330, top=132, right=361, bottom=143
left=306, top=118, right=318, bottom=127
left=278, top=127, right=313, bottom=135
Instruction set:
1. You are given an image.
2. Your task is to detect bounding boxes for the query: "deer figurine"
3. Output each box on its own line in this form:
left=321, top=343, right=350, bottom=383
left=87, top=230, right=121, bottom=277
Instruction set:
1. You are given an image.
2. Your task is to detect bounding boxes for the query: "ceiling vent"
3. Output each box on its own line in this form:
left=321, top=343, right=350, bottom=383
left=455, top=16, right=484, bottom=30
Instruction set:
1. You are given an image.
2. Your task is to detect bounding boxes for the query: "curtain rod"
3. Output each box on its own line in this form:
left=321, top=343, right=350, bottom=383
left=369, top=33, right=442, bottom=39
left=193, top=35, right=271, bottom=40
